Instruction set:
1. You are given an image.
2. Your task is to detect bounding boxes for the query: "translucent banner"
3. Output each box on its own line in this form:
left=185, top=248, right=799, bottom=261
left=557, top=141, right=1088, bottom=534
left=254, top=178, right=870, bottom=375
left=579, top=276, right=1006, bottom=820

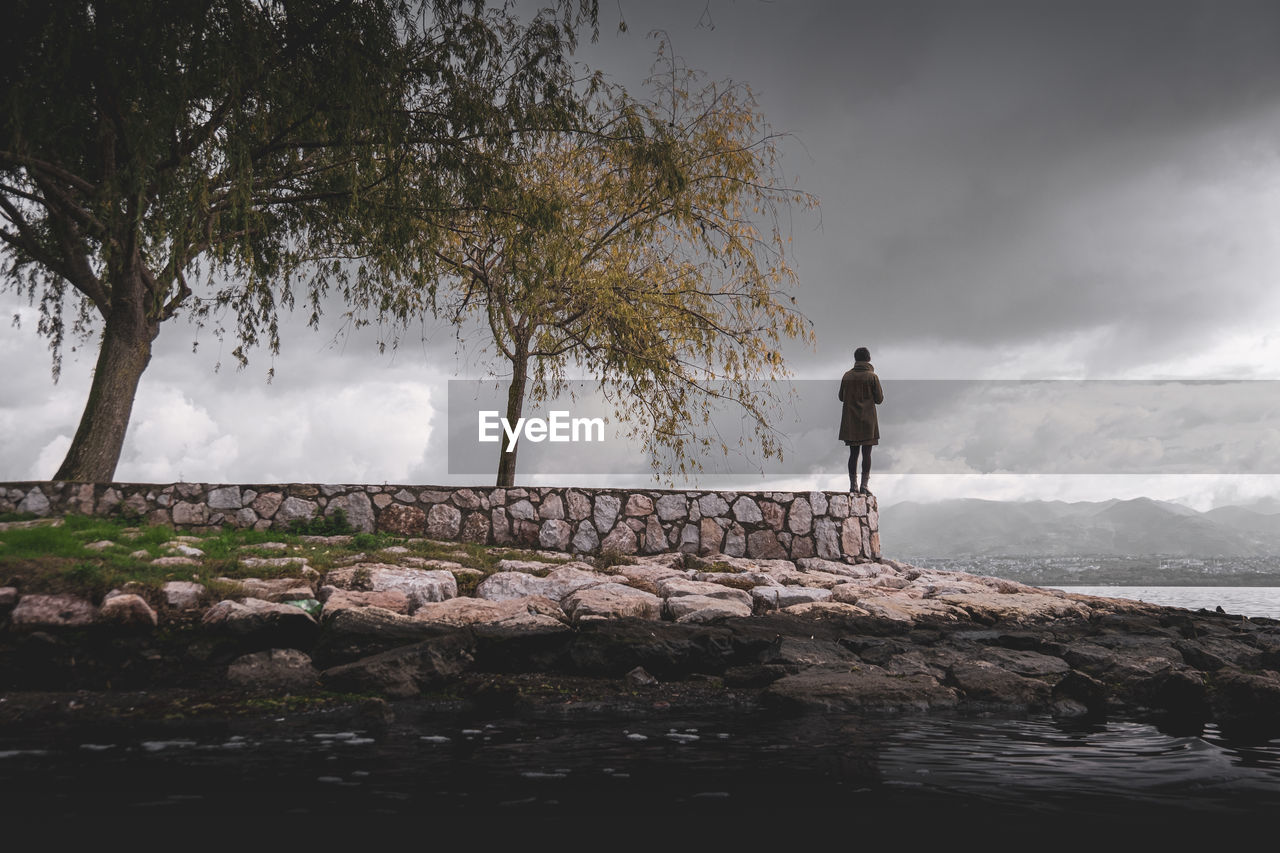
left=446, top=379, right=1280, bottom=477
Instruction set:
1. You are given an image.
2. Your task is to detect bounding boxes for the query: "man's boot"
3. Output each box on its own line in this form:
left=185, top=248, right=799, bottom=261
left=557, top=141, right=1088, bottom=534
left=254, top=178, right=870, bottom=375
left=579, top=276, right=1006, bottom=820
left=859, top=473, right=872, bottom=496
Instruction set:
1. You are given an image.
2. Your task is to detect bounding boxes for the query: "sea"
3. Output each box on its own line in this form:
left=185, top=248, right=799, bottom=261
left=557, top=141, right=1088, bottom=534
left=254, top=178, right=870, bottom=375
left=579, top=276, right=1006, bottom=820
left=1048, top=584, right=1280, bottom=620
left=3, top=585, right=1279, bottom=836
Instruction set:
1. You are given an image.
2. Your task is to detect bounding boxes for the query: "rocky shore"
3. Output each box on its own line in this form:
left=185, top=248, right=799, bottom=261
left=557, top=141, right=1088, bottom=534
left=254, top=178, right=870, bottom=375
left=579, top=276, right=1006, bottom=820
left=3, top=519, right=1280, bottom=739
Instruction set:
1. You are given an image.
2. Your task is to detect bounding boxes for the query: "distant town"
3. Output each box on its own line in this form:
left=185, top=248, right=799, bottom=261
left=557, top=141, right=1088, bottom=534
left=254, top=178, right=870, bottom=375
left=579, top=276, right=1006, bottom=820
left=901, top=554, right=1280, bottom=587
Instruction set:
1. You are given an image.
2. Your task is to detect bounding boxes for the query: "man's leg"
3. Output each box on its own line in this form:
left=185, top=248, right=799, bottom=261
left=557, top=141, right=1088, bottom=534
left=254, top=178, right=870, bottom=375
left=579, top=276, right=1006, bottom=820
left=859, top=445, right=873, bottom=495
left=848, top=445, right=860, bottom=492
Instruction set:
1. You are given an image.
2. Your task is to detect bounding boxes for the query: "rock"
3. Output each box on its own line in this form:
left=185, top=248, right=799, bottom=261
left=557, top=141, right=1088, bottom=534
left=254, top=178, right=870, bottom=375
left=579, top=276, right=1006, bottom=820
left=571, top=520, right=600, bottom=553
left=452, top=488, right=484, bottom=510
left=698, top=493, right=729, bottom=517
left=98, top=593, right=158, bottom=628
left=251, top=491, right=283, bottom=518
left=624, top=494, right=654, bottom=516
left=378, top=503, right=426, bottom=536
left=562, top=583, right=662, bottom=624
left=84, top=540, right=115, bottom=551
left=751, top=586, right=832, bottom=613
left=276, top=497, right=319, bottom=526
left=320, top=587, right=414, bottom=615
left=538, top=494, right=565, bottom=519
left=313, top=605, right=460, bottom=667
left=323, top=564, right=457, bottom=612
left=664, top=594, right=753, bottom=623
left=10, top=594, right=97, bottom=629
left=656, top=495, right=688, bottom=521
left=698, top=518, right=724, bottom=555
left=507, top=499, right=537, bottom=522
left=320, top=634, right=475, bottom=698
left=239, top=556, right=309, bottom=571
left=787, top=498, right=812, bottom=535
left=562, top=490, right=591, bottom=520
left=612, top=564, right=691, bottom=595
left=813, top=518, right=840, bottom=560
left=476, top=565, right=612, bottom=603
left=215, top=577, right=315, bottom=602
left=627, top=666, right=659, bottom=687
left=227, top=648, right=319, bottom=690
left=935, top=592, right=1093, bottom=624
left=207, top=486, right=243, bottom=510
left=426, top=503, right=462, bottom=539
left=494, top=559, right=557, bottom=573
left=539, top=519, right=572, bottom=550
left=1208, top=667, right=1280, bottom=731
left=723, top=524, right=746, bottom=557
left=599, top=523, right=638, bottom=555
left=641, top=517, right=667, bottom=554
left=746, top=530, right=788, bottom=560
left=657, top=577, right=753, bottom=608
left=162, top=581, right=206, bottom=610
left=412, top=595, right=569, bottom=631
left=732, top=496, right=762, bottom=523
left=593, top=494, right=622, bottom=532
left=762, top=663, right=960, bottom=715
left=326, top=491, right=375, bottom=533
left=459, top=512, right=490, bottom=543
left=17, top=487, right=50, bottom=516
left=947, top=660, right=1053, bottom=712
left=201, top=597, right=318, bottom=647
left=172, top=501, right=210, bottom=526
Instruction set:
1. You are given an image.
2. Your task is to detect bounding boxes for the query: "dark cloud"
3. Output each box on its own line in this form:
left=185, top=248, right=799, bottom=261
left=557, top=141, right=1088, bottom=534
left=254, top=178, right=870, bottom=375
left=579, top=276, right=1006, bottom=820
left=579, top=2, right=1280, bottom=372
left=6, top=0, right=1280, bottom=503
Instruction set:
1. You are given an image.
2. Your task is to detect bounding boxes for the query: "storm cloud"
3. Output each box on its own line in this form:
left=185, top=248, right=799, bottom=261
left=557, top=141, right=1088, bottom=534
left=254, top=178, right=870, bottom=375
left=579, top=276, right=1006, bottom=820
left=4, top=0, right=1280, bottom=508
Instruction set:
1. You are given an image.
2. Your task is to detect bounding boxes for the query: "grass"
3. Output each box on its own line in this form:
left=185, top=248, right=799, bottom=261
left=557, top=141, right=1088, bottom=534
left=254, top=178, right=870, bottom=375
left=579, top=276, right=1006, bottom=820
left=0, top=513, right=586, bottom=604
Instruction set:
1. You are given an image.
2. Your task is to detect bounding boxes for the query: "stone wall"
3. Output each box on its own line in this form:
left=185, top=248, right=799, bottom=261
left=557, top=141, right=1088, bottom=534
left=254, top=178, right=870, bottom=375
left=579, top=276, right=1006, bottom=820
left=0, top=481, right=880, bottom=563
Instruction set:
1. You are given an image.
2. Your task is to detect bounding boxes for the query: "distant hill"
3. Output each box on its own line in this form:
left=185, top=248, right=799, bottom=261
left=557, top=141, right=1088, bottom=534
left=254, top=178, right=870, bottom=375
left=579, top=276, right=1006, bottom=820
left=879, top=497, right=1280, bottom=557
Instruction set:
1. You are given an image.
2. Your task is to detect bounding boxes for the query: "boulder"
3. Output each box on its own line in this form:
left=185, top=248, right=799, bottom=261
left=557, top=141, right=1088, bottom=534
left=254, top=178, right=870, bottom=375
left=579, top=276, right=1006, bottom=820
left=201, top=597, right=318, bottom=648
left=378, top=503, right=426, bottom=536
left=562, top=583, right=662, bottom=624
left=657, top=577, right=753, bottom=608
left=320, top=633, right=475, bottom=698
left=664, top=594, right=753, bottom=623
left=320, top=587, right=414, bottom=616
left=10, top=594, right=97, bottom=629
left=751, top=586, right=832, bottom=613
left=227, top=648, right=319, bottom=691
left=162, top=581, right=206, bottom=610
left=215, top=577, right=315, bottom=602
left=762, top=663, right=960, bottom=715
left=98, top=593, right=158, bottom=628
left=323, top=563, right=457, bottom=612
left=412, top=595, right=569, bottom=631
left=476, top=565, right=614, bottom=603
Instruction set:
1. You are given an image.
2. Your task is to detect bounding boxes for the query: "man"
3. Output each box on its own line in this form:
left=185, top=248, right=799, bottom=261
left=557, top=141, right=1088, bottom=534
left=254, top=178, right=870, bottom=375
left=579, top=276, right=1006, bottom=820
left=838, top=346, right=884, bottom=495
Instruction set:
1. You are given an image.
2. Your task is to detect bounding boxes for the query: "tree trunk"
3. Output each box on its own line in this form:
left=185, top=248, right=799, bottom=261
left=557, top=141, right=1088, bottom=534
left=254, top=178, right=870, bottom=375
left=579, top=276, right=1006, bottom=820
left=495, top=347, right=529, bottom=488
left=52, top=277, right=158, bottom=482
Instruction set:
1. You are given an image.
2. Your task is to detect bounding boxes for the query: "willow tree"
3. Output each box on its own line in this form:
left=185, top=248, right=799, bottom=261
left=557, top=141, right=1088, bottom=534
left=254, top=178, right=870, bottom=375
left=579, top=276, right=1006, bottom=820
left=434, top=54, right=817, bottom=486
left=0, top=0, right=600, bottom=482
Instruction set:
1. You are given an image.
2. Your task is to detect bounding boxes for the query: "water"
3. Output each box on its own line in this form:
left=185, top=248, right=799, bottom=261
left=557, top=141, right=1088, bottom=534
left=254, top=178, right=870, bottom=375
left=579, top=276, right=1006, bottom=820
left=1048, top=585, right=1280, bottom=619
left=4, top=707, right=1280, bottom=834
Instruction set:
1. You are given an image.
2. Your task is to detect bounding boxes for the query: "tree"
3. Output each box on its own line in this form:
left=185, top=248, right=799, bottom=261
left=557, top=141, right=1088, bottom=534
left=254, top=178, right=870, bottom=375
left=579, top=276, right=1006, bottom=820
left=0, top=0, right=600, bottom=482
left=431, top=49, right=817, bottom=486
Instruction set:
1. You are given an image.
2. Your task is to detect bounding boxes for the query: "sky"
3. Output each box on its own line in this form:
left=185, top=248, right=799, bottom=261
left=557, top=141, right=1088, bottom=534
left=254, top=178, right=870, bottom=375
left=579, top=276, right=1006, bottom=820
left=4, top=0, right=1280, bottom=511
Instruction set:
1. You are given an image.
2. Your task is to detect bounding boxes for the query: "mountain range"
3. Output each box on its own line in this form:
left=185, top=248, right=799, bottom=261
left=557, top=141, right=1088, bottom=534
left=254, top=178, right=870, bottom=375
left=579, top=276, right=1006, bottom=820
left=878, top=497, right=1280, bottom=558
